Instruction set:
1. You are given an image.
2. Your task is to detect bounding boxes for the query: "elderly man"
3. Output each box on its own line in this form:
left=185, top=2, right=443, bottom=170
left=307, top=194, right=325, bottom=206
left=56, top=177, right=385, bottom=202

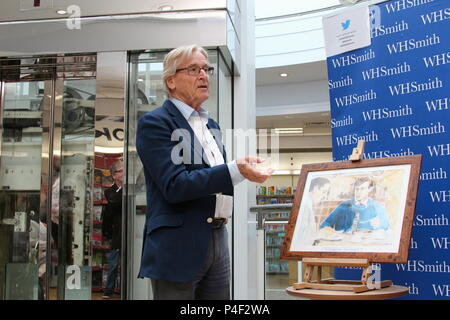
left=136, top=45, right=272, bottom=300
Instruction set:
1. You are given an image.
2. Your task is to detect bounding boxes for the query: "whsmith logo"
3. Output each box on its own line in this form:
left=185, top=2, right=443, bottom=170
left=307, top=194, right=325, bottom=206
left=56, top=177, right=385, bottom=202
left=388, top=77, right=443, bottom=96
left=363, top=148, right=414, bottom=159
left=390, top=122, right=445, bottom=139
left=425, top=97, right=449, bottom=112
left=423, top=51, right=450, bottom=68
left=386, top=33, right=440, bottom=54
left=334, top=89, right=377, bottom=107
left=419, top=168, right=448, bottom=181
left=427, top=143, right=450, bottom=157
left=385, top=0, right=435, bottom=14
left=396, top=260, right=450, bottom=273
left=371, top=20, right=409, bottom=38
left=414, top=214, right=449, bottom=226
left=335, top=131, right=378, bottom=146
left=361, top=61, right=411, bottom=80
left=331, top=49, right=375, bottom=68
left=429, top=190, right=450, bottom=203
left=328, top=75, right=353, bottom=90
left=362, top=104, right=413, bottom=121
left=421, top=7, right=450, bottom=24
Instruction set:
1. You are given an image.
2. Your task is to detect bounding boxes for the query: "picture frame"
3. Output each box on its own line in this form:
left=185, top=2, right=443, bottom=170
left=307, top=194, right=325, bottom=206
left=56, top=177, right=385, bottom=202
left=281, top=155, right=422, bottom=263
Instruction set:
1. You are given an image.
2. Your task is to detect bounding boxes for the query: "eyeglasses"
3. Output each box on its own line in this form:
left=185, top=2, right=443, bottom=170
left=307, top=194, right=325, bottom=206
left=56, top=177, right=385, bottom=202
left=175, top=65, right=214, bottom=76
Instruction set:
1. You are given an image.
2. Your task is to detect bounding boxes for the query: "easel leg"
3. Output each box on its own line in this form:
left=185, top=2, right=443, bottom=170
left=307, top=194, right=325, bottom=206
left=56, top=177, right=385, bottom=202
left=317, top=266, right=322, bottom=284
left=304, top=264, right=313, bottom=282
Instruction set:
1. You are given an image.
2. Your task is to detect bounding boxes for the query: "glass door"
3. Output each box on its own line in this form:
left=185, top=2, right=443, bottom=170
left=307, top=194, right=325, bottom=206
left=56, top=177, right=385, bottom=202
left=55, top=74, right=97, bottom=300
left=0, top=55, right=104, bottom=300
left=0, top=78, right=49, bottom=300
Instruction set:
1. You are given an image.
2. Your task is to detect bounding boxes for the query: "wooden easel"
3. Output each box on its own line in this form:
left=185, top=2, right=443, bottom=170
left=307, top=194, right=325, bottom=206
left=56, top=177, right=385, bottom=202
left=293, top=258, right=392, bottom=293
left=349, top=139, right=366, bottom=161
left=292, top=140, right=392, bottom=294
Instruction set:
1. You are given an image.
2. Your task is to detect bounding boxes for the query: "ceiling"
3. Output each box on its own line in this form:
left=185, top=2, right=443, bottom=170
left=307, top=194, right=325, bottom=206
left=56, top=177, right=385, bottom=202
left=255, top=59, right=330, bottom=131
left=256, top=111, right=331, bottom=131
left=255, top=60, right=328, bottom=86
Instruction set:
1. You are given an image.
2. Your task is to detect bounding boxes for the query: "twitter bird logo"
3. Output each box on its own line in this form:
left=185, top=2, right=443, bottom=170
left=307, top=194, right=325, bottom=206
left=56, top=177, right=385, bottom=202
left=341, top=19, right=351, bottom=30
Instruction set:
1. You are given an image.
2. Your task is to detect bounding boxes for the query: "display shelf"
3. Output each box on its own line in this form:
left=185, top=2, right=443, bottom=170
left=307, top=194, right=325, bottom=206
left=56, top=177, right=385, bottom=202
left=256, top=194, right=294, bottom=197
left=257, top=188, right=292, bottom=276
left=92, top=245, right=110, bottom=250
left=94, top=183, right=114, bottom=188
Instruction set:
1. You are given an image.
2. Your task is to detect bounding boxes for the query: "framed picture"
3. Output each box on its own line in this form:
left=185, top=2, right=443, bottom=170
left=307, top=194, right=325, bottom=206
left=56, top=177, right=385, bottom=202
left=281, top=155, right=422, bottom=263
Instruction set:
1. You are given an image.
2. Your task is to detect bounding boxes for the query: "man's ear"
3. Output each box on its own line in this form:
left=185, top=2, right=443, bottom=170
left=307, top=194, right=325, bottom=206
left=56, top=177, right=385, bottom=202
left=166, top=76, right=176, bottom=91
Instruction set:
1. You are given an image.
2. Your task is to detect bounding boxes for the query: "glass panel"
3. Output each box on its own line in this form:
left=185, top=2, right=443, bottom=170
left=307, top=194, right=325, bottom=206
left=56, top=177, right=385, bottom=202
left=55, top=78, right=96, bottom=300
left=264, top=220, right=290, bottom=299
left=5, top=263, right=39, bottom=299
left=127, top=48, right=224, bottom=298
left=64, top=265, right=92, bottom=300
left=93, top=152, right=122, bottom=300
left=0, top=80, right=46, bottom=300
left=263, top=206, right=305, bottom=300
left=94, top=51, right=126, bottom=300
left=127, top=51, right=168, bottom=299
left=216, top=51, right=234, bottom=292
left=203, top=50, right=218, bottom=121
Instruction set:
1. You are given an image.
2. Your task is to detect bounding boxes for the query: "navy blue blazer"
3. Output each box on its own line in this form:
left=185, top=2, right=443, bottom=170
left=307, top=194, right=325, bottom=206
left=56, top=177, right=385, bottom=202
left=136, top=99, right=234, bottom=282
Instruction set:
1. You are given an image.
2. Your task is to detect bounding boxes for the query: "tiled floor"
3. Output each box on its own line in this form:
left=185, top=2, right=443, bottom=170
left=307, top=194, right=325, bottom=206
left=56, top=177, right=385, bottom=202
left=266, top=274, right=307, bottom=300
left=48, top=289, right=121, bottom=300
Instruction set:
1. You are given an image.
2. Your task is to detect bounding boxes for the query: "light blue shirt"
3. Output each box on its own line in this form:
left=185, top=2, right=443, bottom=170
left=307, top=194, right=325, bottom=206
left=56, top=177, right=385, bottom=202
left=170, top=98, right=245, bottom=186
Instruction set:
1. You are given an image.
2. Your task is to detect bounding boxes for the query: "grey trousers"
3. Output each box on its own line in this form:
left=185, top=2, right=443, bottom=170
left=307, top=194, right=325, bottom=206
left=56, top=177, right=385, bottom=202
left=151, top=226, right=230, bottom=300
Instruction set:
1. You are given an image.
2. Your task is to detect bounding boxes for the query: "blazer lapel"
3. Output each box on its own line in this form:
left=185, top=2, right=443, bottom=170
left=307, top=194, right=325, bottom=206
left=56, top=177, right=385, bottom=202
left=207, top=120, right=226, bottom=163
left=164, top=100, right=207, bottom=166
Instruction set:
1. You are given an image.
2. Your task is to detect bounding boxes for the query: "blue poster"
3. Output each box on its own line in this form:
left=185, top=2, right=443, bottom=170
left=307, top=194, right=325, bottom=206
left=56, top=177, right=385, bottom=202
left=327, top=0, right=450, bottom=299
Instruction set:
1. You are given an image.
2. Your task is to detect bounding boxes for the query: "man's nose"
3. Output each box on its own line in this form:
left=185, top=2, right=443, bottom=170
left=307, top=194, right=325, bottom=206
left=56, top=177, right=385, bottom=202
left=198, top=68, right=209, bottom=77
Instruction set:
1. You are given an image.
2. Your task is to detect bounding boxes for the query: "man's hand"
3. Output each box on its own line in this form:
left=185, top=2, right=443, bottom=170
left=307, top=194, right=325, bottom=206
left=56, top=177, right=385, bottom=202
left=236, top=156, right=273, bottom=183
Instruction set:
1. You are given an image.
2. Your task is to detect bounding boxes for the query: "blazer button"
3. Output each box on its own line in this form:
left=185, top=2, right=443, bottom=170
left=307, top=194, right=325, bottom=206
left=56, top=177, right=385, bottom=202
left=207, top=217, right=213, bottom=223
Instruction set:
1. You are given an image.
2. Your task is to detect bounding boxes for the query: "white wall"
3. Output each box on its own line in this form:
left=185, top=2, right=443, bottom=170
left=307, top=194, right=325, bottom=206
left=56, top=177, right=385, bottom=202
left=232, top=0, right=258, bottom=300
left=256, top=11, right=328, bottom=68
left=259, top=151, right=333, bottom=188
left=256, top=80, right=330, bottom=117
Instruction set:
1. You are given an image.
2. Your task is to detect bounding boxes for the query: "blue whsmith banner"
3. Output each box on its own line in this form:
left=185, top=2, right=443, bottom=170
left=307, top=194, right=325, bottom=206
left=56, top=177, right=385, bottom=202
left=326, top=0, right=450, bottom=299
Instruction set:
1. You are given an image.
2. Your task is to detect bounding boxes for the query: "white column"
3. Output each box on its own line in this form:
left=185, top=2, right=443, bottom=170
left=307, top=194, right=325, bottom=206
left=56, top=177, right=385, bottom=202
left=233, top=0, right=258, bottom=300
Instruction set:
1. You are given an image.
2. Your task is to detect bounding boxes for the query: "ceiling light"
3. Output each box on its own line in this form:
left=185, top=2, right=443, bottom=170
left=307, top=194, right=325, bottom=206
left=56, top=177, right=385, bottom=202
left=158, top=5, right=174, bottom=11
left=56, top=10, right=67, bottom=15
left=279, top=73, right=288, bottom=77
left=274, top=128, right=304, bottom=135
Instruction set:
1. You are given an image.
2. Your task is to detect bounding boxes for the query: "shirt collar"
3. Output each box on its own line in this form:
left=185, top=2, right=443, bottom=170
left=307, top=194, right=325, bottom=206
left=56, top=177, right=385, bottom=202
left=170, top=98, right=209, bottom=121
